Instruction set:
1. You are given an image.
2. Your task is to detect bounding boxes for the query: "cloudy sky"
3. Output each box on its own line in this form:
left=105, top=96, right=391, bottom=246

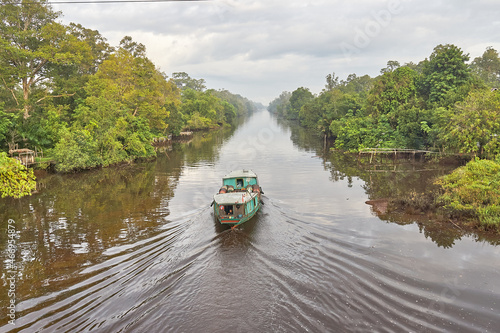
left=53, top=0, right=500, bottom=104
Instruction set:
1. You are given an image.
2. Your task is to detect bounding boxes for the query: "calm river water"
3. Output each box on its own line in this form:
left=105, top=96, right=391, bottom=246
left=1, top=111, right=500, bottom=332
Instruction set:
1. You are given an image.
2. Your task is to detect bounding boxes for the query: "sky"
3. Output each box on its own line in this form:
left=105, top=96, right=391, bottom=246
left=53, top=0, right=500, bottom=105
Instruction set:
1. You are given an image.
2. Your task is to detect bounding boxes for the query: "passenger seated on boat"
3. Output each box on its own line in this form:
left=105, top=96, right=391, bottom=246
left=236, top=179, right=244, bottom=188
left=223, top=205, right=233, bottom=216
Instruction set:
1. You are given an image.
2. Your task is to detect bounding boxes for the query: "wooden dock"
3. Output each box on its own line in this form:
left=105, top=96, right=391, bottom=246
left=358, top=148, right=435, bottom=164
left=8, top=144, right=44, bottom=167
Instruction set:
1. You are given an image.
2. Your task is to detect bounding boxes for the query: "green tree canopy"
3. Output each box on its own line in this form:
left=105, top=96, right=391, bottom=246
left=0, top=0, right=89, bottom=118
left=434, top=89, right=500, bottom=157
left=470, top=47, right=500, bottom=88
left=286, top=87, right=314, bottom=120
left=172, top=72, right=206, bottom=91
left=90, top=40, right=180, bottom=133
left=420, top=44, right=471, bottom=105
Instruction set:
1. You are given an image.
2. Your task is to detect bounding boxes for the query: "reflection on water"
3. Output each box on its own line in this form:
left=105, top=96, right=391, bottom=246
left=1, top=111, right=500, bottom=332
left=284, top=119, right=500, bottom=248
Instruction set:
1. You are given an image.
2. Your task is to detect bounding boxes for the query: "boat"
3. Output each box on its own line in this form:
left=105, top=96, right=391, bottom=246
left=213, top=170, right=263, bottom=228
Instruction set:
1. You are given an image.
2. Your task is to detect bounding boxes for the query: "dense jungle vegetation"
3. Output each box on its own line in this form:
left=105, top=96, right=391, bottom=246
left=268, top=44, right=500, bottom=230
left=0, top=0, right=257, bottom=196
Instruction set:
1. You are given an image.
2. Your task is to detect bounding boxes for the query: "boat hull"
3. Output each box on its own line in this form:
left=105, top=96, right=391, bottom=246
left=214, top=200, right=261, bottom=227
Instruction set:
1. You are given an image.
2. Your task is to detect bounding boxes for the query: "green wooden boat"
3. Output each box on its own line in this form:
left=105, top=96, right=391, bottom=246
left=213, top=170, right=263, bottom=228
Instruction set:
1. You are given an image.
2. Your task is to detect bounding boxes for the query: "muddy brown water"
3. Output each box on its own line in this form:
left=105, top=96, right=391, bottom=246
left=1, top=111, right=499, bottom=332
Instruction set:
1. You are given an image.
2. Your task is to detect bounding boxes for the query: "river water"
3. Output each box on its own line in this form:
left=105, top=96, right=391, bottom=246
left=1, top=111, right=499, bottom=332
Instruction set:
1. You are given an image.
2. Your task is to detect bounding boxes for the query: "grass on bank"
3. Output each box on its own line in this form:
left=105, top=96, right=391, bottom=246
left=435, top=157, right=500, bottom=230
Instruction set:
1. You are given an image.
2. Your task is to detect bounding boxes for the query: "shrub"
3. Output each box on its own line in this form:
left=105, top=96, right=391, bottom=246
left=0, top=152, right=37, bottom=198
left=435, top=158, right=500, bottom=229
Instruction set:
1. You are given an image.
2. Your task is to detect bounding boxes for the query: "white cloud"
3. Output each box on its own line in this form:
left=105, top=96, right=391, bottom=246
left=54, top=0, right=500, bottom=104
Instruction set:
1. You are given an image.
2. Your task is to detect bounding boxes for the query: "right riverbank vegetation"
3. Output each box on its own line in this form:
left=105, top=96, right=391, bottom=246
left=0, top=1, right=259, bottom=197
left=269, top=44, right=500, bottom=232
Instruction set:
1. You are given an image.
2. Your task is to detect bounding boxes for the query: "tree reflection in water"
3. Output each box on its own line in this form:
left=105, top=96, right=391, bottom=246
left=285, top=118, right=500, bottom=248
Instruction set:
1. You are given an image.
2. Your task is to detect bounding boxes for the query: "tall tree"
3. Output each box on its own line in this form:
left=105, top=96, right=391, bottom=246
left=470, top=47, right=500, bottom=88
left=172, top=72, right=206, bottom=91
left=0, top=0, right=89, bottom=118
left=420, top=44, right=471, bottom=105
left=287, top=87, right=314, bottom=120
left=435, top=89, right=500, bottom=157
left=325, top=72, right=339, bottom=91
left=92, top=39, right=180, bottom=133
left=380, top=60, right=401, bottom=74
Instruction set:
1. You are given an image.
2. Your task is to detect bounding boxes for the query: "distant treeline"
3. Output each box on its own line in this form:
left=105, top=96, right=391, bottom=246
left=0, top=0, right=258, bottom=174
left=268, top=44, right=500, bottom=158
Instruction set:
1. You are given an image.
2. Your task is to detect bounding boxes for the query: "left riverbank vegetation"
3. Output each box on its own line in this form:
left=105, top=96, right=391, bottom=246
left=0, top=0, right=258, bottom=196
left=269, top=44, right=500, bottom=232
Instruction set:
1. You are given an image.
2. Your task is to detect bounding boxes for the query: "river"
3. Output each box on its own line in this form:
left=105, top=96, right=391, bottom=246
left=1, top=111, right=499, bottom=332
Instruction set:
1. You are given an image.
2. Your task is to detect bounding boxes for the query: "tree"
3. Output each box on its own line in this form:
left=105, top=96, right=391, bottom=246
left=380, top=60, right=401, bottom=74
left=286, top=87, right=314, bottom=120
left=368, top=66, right=418, bottom=119
left=172, top=72, right=206, bottom=91
left=0, top=0, right=89, bottom=118
left=268, top=91, right=291, bottom=117
left=435, top=89, right=500, bottom=157
left=470, top=47, right=500, bottom=88
left=180, top=89, right=227, bottom=130
left=325, top=72, right=339, bottom=91
left=48, top=23, right=113, bottom=115
left=91, top=40, right=180, bottom=133
left=420, top=44, right=471, bottom=105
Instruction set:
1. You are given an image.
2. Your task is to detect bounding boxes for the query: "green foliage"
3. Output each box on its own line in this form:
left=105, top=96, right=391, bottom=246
left=52, top=128, right=102, bottom=172
left=0, top=152, right=36, bottom=198
left=470, top=47, right=500, bottom=88
left=92, top=46, right=179, bottom=133
left=268, top=91, right=291, bottom=117
left=180, top=88, right=239, bottom=130
left=211, top=89, right=256, bottom=118
left=52, top=58, right=159, bottom=172
left=269, top=44, right=498, bottom=154
left=16, top=105, right=68, bottom=149
left=436, top=158, right=500, bottom=230
left=0, top=1, right=254, bottom=173
left=331, top=113, right=403, bottom=152
left=420, top=44, right=472, bottom=105
left=0, top=106, right=13, bottom=145
left=172, top=72, right=206, bottom=91
left=286, top=87, right=314, bottom=120
left=433, top=89, right=500, bottom=157
left=0, top=0, right=90, bottom=118
left=368, top=66, right=418, bottom=119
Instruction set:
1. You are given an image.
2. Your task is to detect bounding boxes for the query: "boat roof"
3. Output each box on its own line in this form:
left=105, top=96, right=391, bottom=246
left=214, top=192, right=257, bottom=205
left=222, top=169, right=257, bottom=179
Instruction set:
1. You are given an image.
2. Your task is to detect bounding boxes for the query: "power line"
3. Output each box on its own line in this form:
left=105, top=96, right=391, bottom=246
left=3, top=0, right=210, bottom=4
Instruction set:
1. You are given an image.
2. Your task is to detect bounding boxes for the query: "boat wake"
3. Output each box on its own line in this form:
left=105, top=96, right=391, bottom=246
left=3, top=200, right=499, bottom=333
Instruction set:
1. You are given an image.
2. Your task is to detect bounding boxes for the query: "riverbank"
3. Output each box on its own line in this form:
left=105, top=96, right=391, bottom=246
left=367, top=157, right=500, bottom=235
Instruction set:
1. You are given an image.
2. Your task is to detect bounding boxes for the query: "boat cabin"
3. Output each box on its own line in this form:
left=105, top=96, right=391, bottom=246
left=222, top=169, right=259, bottom=189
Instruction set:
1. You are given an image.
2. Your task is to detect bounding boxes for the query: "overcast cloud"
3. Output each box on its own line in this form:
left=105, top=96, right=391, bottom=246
left=53, top=0, right=500, bottom=104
